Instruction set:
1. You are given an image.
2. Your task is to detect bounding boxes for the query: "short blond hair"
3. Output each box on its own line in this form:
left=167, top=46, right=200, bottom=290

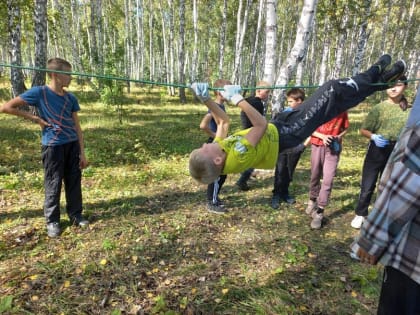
left=189, top=149, right=221, bottom=184
left=47, top=58, right=72, bottom=71
left=256, top=80, right=270, bottom=92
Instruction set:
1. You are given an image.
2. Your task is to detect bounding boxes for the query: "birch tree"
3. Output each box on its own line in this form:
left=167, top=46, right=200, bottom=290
left=262, top=0, right=277, bottom=85
left=352, top=0, right=371, bottom=76
left=7, top=0, right=26, bottom=97
left=271, top=0, right=318, bottom=116
left=218, top=0, right=228, bottom=78
left=32, top=0, right=47, bottom=87
left=247, top=0, right=265, bottom=90
left=178, top=0, right=187, bottom=103
left=231, top=0, right=251, bottom=84
left=190, top=0, right=198, bottom=82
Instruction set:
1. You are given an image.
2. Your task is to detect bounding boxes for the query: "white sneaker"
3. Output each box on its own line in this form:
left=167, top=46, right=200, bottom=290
left=305, top=200, right=317, bottom=215
left=310, top=212, right=323, bottom=229
left=351, top=215, right=365, bottom=229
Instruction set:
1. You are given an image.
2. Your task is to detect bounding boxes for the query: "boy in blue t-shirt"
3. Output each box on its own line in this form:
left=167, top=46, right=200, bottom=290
left=1, top=58, right=88, bottom=238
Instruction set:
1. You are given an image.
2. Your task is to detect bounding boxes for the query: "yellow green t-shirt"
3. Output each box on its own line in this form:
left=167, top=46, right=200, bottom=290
left=215, top=123, right=279, bottom=174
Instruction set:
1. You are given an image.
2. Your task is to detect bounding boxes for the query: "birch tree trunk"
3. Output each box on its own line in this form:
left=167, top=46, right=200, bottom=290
left=231, top=0, right=251, bottom=84
left=148, top=0, right=154, bottom=81
left=178, top=0, right=187, bottom=103
left=218, top=0, right=228, bottom=78
left=271, top=0, right=318, bottom=116
left=330, top=11, right=348, bottom=79
left=262, top=0, right=277, bottom=85
left=247, top=0, right=264, bottom=90
left=32, top=0, right=48, bottom=87
left=124, top=0, right=132, bottom=92
left=7, top=0, right=26, bottom=97
left=352, top=0, right=371, bottom=76
left=190, top=0, right=198, bottom=82
left=135, top=0, right=145, bottom=79
left=159, top=1, right=170, bottom=94
left=318, top=24, right=330, bottom=85
left=167, top=0, right=175, bottom=95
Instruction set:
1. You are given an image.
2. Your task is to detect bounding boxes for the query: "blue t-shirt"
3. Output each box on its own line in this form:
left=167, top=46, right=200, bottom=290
left=20, top=86, right=80, bottom=146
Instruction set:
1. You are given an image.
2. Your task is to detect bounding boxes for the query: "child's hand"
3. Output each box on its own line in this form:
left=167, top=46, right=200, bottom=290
left=190, top=83, right=210, bottom=102
left=221, top=85, right=242, bottom=101
left=33, top=116, right=50, bottom=130
left=371, top=134, right=389, bottom=147
left=79, top=154, right=88, bottom=169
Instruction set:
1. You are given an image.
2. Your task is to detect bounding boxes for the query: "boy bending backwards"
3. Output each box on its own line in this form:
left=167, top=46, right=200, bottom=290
left=189, top=55, right=406, bottom=186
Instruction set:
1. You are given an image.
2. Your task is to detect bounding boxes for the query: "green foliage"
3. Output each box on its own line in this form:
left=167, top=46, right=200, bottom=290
left=0, top=295, right=13, bottom=313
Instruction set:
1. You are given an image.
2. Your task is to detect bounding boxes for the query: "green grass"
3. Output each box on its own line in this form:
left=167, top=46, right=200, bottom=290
left=0, top=81, right=384, bottom=314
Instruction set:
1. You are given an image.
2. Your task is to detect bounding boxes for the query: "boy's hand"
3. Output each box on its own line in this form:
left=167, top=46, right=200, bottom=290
left=190, top=83, right=210, bottom=102
left=222, top=85, right=243, bottom=105
left=371, top=134, right=389, bottom=147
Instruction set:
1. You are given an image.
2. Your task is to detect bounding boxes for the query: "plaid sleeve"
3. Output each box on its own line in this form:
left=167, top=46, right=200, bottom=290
left=401, top=125, right=420, bottom=175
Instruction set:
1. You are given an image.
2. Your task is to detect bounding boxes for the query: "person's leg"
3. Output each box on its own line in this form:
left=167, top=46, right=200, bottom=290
left=309, top=145, right=324, bottom=201
left=236, top=168, right=253, bottom=190
left=273, top=56, right=404, bottom=149
left=208, top=176, right=226, bottom=204
left=355, top=144, right=391, bottom=216
left=273, top=153, right=288, bottom=196
left=217, top=174, right=227, bottom=199
left=316, top=149, right=339, bottom=209
left=377, top=266, right=420, bottom=315
left=42, top=145, right=64, bottom=224
left=64, top=141, right=83, bottom=222
left=287, top=150, right=304, bottom=182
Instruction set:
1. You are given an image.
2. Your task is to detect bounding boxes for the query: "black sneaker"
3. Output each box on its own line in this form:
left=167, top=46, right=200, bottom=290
left=236, top=181, right=250, bottom=191
left=282, top=195, right=296, bottom=205
left=47, top=222, right=61, bottom=238
left=271, top=195, right=281, bottom=209
left=72, top=215, right=89, bottom=228
left=207, top=202, right=228, bottom=214
left=380, top=60, right=407, bottom=84
left=371, top=54, right=392, bottom=74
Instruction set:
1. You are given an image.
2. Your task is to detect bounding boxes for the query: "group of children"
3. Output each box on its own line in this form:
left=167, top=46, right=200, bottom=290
left=190, top=54, right=419, bottom=315
left=194, top=56, right=409, bottom=232
left=1, top=54, right=417, bottom=314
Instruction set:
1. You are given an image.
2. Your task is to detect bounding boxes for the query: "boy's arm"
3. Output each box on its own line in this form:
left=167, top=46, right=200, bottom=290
left=199, top=112, right=216, bottom=138
left=236, top=99, right=267, bottom=147
left=1, top=96, right=49, bottom=128
left=72, top=112, right=88, bottom=169
left=220, top=85, right=267, bottom=147
left=190, top=83, right=230, bottom=139
left=202, top=99, right=230, bottom=139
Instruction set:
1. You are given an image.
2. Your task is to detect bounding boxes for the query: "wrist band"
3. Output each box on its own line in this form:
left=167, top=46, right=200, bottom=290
left=231, top=94, right=244, bottom=105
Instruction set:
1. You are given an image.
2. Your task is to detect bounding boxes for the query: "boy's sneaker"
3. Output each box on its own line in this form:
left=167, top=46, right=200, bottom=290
left=305, top=200, right=317, bottom=215
left=73, top=215, right=89, bottom=228
left=283, top=195, right=296, bottom=205
left=371, top=54, right=392, bottom=74
left=207, top=202, right=227, bottom=214
left=271, top=195, right=281, bottom=209
left=310, top=211, right=324, bottom=229
left=379, top=60, right=407, bottom=84
left=351, top=215, right=365, bottom=229
left=47, top=222, right=61, bottom=238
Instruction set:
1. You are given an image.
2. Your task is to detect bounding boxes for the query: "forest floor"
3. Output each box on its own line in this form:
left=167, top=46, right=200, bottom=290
left=0, top=82, right=384, bottom=314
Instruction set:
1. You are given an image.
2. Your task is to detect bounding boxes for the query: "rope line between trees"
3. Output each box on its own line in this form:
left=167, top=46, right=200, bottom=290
left=1, top=62, right=418, bottom=91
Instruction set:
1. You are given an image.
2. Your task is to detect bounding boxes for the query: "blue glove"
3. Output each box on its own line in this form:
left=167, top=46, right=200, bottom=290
left=190, top=83, right=210, bottom=102
left=371, top=134, right=389, bottom=147
left=221, top=85, right=243, bottom=105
